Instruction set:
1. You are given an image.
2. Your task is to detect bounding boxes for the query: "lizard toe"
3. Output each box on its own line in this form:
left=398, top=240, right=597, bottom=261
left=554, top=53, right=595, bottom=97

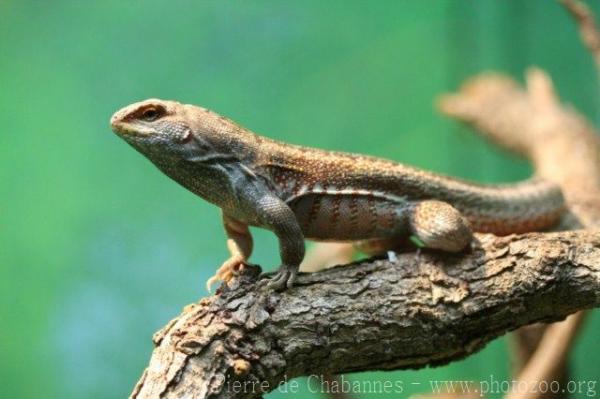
left=206, top=274, right=220, bottom=292
left=263, top=270, right=290, bottom=291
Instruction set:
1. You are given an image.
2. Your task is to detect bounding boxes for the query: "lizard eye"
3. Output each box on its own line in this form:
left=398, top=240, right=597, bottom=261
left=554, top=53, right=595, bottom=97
left=141, top=107, right=163, bottom=122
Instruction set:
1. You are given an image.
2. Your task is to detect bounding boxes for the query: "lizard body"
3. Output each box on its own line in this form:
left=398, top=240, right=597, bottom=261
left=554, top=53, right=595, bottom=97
left=110, top=99, right=564, bottom=290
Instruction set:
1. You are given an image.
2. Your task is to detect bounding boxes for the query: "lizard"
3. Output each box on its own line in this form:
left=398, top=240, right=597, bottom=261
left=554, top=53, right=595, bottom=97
left=110, top=98, right=565, bottom=291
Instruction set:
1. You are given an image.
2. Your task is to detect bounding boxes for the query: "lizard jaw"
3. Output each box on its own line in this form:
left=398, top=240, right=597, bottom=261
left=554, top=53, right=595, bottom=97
left=110, top=113, right=153, bottom=138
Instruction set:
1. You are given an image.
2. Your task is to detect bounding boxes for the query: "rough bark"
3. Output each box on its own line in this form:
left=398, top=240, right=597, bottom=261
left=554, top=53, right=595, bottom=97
left=132, top=231, right=600, bottom=399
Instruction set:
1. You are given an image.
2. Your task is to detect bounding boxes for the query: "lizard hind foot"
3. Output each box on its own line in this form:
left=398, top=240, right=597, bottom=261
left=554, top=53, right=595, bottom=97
left=409, top=200, right=473, bottom=253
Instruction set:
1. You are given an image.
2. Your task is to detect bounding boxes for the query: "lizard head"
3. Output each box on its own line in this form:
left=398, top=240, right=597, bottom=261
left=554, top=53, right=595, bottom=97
left=110, top=99, right=198, bottom=162
left=111, top=98, right=258, bottom=166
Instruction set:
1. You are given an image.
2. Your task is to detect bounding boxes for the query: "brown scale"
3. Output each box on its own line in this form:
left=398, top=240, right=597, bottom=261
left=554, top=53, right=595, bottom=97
left=328, top=194, right=343, bottom=234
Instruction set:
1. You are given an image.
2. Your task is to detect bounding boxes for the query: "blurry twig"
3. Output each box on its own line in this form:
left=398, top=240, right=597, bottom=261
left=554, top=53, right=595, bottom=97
left=506, top=314, right=587, bottom=399
left=561, top=0, right=600, bottom=72
left=300, top=242, right=355, bottom=273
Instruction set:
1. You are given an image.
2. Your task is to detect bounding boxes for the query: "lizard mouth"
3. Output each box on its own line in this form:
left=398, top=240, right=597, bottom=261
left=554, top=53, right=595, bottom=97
left=110, top=112, right=152, bottom=138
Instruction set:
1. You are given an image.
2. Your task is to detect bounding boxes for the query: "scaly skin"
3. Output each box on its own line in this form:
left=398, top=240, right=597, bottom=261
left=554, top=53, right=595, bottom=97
left=110, top=99, right=565, bottom=290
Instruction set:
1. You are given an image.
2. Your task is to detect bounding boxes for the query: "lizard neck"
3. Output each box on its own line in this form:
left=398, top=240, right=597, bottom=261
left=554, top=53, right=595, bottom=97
left=154, top=159, right=233, bottom=208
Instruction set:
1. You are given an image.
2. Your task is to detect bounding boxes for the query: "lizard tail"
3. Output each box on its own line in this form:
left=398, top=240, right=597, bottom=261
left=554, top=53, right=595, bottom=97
left=455, top=178, right=565, bottom=235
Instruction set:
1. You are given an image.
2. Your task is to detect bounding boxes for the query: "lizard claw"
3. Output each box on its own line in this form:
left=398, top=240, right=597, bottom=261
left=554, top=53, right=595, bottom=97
left=259, top=266, right=297, bottom=291
left=206, top=255, right=247, bottom=292
left=206, top=274, right=224, bottom=292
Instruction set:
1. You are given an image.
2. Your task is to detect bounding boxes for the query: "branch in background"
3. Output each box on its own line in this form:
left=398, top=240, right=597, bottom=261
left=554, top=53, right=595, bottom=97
left=439, top=68, right=600, bottom=218
left=561, top=0, right=600, bottom=72
left=299, top=242, right=355, bottom=273
left=505, top=313, right=587, bottom=399
left=439, top=68, right=599, bottom=399
left=498, top=3, right=600, bottom=393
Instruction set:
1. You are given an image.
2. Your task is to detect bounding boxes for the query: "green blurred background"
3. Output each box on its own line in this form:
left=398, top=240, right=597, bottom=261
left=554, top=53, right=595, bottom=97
left=1, top=1, right=598, bottom=398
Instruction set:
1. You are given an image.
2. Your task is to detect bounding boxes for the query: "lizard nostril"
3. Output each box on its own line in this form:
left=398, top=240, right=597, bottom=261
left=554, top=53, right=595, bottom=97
left=110, top=111, right=125, bottom=130
left=110, top=113, right=119, bottom=126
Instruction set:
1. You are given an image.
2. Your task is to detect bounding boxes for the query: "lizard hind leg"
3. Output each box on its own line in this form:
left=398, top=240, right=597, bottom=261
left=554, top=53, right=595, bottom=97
left=408, top=200, right=473, bottom=253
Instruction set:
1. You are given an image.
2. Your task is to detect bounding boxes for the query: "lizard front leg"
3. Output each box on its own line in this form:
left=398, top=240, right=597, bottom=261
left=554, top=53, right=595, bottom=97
left=206, top=213, right=253, bottom=291
left=255, top=193, right=305, bottom=290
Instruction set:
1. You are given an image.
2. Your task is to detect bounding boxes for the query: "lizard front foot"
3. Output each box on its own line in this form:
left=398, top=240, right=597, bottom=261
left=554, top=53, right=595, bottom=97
left=260, top=264, right=297, bottom=291
left=206, top=255, right=247, bottom=291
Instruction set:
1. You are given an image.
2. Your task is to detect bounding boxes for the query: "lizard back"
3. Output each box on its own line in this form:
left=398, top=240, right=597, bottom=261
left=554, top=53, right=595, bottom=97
left=255, top=138, right=564, bottom=236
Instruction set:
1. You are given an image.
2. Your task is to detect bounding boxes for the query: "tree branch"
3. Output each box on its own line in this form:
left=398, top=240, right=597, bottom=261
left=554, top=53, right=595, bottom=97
left=132, top=231, right=600, bottom=399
